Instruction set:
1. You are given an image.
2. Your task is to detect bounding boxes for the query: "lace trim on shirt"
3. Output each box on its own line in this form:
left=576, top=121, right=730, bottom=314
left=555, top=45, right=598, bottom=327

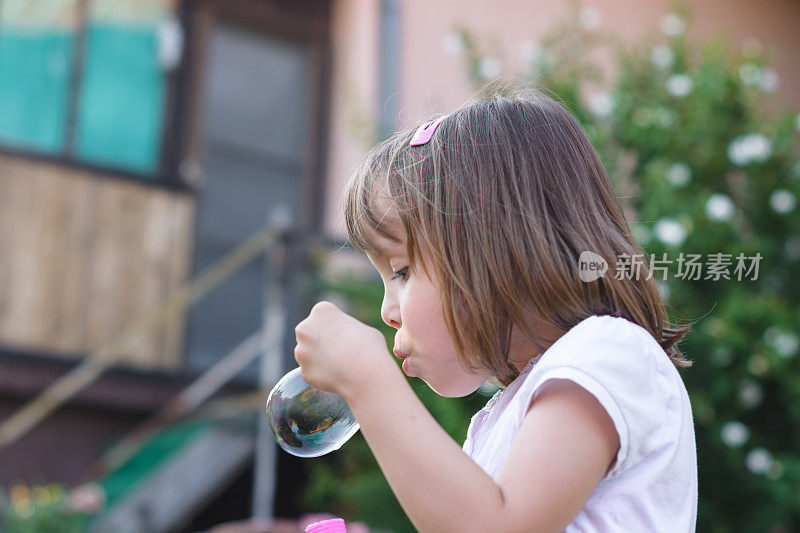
left=482, top=353, right=543, bottom=412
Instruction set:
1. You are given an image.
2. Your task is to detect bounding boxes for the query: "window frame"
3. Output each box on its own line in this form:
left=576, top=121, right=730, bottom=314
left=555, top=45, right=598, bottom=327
left=0, top=0, right=189, bottom=192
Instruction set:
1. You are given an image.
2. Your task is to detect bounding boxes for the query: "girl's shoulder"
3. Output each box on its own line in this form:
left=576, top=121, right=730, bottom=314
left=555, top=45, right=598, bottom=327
left=465, top=313, right=695, bottom=500
left=522, top=314, right=676, bottom=407
left=526, top=314, right=674, bottom=390
left=511, top=314, right=691, bottom=479
left=544, top=314, right=661, bottom=362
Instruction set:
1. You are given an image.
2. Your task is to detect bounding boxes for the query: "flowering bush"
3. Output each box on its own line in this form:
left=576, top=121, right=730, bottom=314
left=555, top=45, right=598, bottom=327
left=0, top=482, right=103, bottom=532
left=448, top=3, right=800, bottom=531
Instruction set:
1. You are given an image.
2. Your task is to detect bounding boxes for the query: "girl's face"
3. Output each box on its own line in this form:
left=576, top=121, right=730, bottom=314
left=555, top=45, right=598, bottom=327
left=365, top=204, right=493, bottom=397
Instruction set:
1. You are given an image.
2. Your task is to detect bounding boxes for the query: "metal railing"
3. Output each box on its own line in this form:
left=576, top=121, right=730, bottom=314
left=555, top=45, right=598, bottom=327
left=0, top=212, right=292, bottom=457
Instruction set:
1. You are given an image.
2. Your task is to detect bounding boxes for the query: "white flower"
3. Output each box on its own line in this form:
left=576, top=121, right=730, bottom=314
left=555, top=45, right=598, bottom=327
left=727, top=133, right=772, bottom=166
left=519, top=40, right=542, bottom=64
left=738, top=379, right=764, bottom=409
left=764, top=327, right=799, bottom=358
left=478, top=56, right=502, bottom=78
left=578, top=7, right=602, bottom=30
left=770, top=189, right=796, bottom=214
left=588, top=91, right=615, bottom=118
left=650, top=46, right=674, bottom=70
left=441, top=32, right=464, bottom=56
left=666, top=74, right=693, bottom=97
left=759, top=67, right=779, bottom=93
left=739, top=63, right=761, bottom=86
left=721, top=421, right=749, bottom=447
left=746, top=448, right=772, bottom=474
left=654, top=218, right=687, bottom=247
left=666, top=162, right=691, bottom=187
left=705, top=193, right=735, bottom=221
left=659, top=14, right=686, bottom=37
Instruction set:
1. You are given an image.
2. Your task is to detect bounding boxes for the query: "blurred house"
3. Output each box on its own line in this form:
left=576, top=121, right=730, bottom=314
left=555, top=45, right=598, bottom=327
left=0, top=0, right=796, bottom=531
left=0, top=0, right=330, bottom=530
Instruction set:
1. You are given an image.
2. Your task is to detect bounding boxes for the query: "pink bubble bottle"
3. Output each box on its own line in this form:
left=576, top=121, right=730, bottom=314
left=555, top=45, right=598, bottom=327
left=305, top=517, right=347, bottom=532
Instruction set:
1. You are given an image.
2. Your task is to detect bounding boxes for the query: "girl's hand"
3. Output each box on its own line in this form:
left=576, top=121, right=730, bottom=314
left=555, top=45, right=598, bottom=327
left=294, top=301, right=393, bottom=398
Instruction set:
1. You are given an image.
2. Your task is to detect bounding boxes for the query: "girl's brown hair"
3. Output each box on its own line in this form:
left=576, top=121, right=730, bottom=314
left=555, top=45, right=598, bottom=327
left=343, top=87, right=692, bottom=387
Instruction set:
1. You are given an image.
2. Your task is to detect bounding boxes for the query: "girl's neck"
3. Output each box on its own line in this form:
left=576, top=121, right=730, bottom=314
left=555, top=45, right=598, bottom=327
left=507, top=318, right=567, bottom=373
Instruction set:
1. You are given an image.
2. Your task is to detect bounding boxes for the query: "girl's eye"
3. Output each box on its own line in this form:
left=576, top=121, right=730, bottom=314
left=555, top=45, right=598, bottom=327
left=391, top=266, right=409, bottom=281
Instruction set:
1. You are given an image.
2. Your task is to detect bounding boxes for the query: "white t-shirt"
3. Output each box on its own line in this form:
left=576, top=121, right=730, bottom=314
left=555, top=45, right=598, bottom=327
left=462, top=314, right=698, bottom=532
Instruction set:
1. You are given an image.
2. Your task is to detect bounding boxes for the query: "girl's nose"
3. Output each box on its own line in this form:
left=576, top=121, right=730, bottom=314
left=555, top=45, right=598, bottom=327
left=380, top=293, right=401, bottom=329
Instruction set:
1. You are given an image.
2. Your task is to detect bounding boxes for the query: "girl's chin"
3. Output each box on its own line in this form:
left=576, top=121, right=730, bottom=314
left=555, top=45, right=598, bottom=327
left=402, top=358, right=487, bottom=397
left=420, top=376, right=485, bottom=398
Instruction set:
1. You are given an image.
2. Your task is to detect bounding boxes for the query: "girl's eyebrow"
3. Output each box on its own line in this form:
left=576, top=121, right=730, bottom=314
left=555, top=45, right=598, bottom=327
left=369, top=245, right=392, bottom=260
left=368, top=238, right=404, bottom=261
left=366, top=226, right=405, bottom=257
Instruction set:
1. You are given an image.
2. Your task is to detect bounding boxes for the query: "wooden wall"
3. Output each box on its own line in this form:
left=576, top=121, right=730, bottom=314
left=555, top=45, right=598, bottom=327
left=0, top=155, right=195, bottom=369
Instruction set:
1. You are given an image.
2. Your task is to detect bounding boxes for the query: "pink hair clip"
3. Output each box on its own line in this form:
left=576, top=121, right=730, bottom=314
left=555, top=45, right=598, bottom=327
left=409, top=114, right=449, bottom=146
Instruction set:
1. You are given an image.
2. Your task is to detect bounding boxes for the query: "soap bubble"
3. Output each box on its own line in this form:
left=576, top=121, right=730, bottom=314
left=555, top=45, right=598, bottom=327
left=266, top=368, right=360, bottom=458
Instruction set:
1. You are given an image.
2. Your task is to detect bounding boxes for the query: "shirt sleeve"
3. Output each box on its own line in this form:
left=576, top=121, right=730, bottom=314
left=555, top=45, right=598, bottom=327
left=513, top=315, right=671, bottom=480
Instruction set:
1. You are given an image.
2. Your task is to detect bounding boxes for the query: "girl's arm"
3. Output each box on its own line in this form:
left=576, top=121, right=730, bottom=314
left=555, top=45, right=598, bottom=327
left=344, top=364, right=619, bottom=533
left=294, top=302, right=619, bottom=533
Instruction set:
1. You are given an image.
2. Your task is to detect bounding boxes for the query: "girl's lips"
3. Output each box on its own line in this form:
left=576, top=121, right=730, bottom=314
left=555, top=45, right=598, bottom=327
left=393, top=348, right=409, bottom=360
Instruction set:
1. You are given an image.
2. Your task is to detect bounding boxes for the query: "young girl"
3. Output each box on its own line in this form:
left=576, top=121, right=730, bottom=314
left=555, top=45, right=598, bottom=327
left=294, top=89, right=698, bottom=532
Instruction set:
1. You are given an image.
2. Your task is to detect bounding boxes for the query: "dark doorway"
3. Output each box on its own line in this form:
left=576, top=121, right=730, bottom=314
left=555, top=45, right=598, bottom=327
left=183, top=2, right=328, bottom=378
